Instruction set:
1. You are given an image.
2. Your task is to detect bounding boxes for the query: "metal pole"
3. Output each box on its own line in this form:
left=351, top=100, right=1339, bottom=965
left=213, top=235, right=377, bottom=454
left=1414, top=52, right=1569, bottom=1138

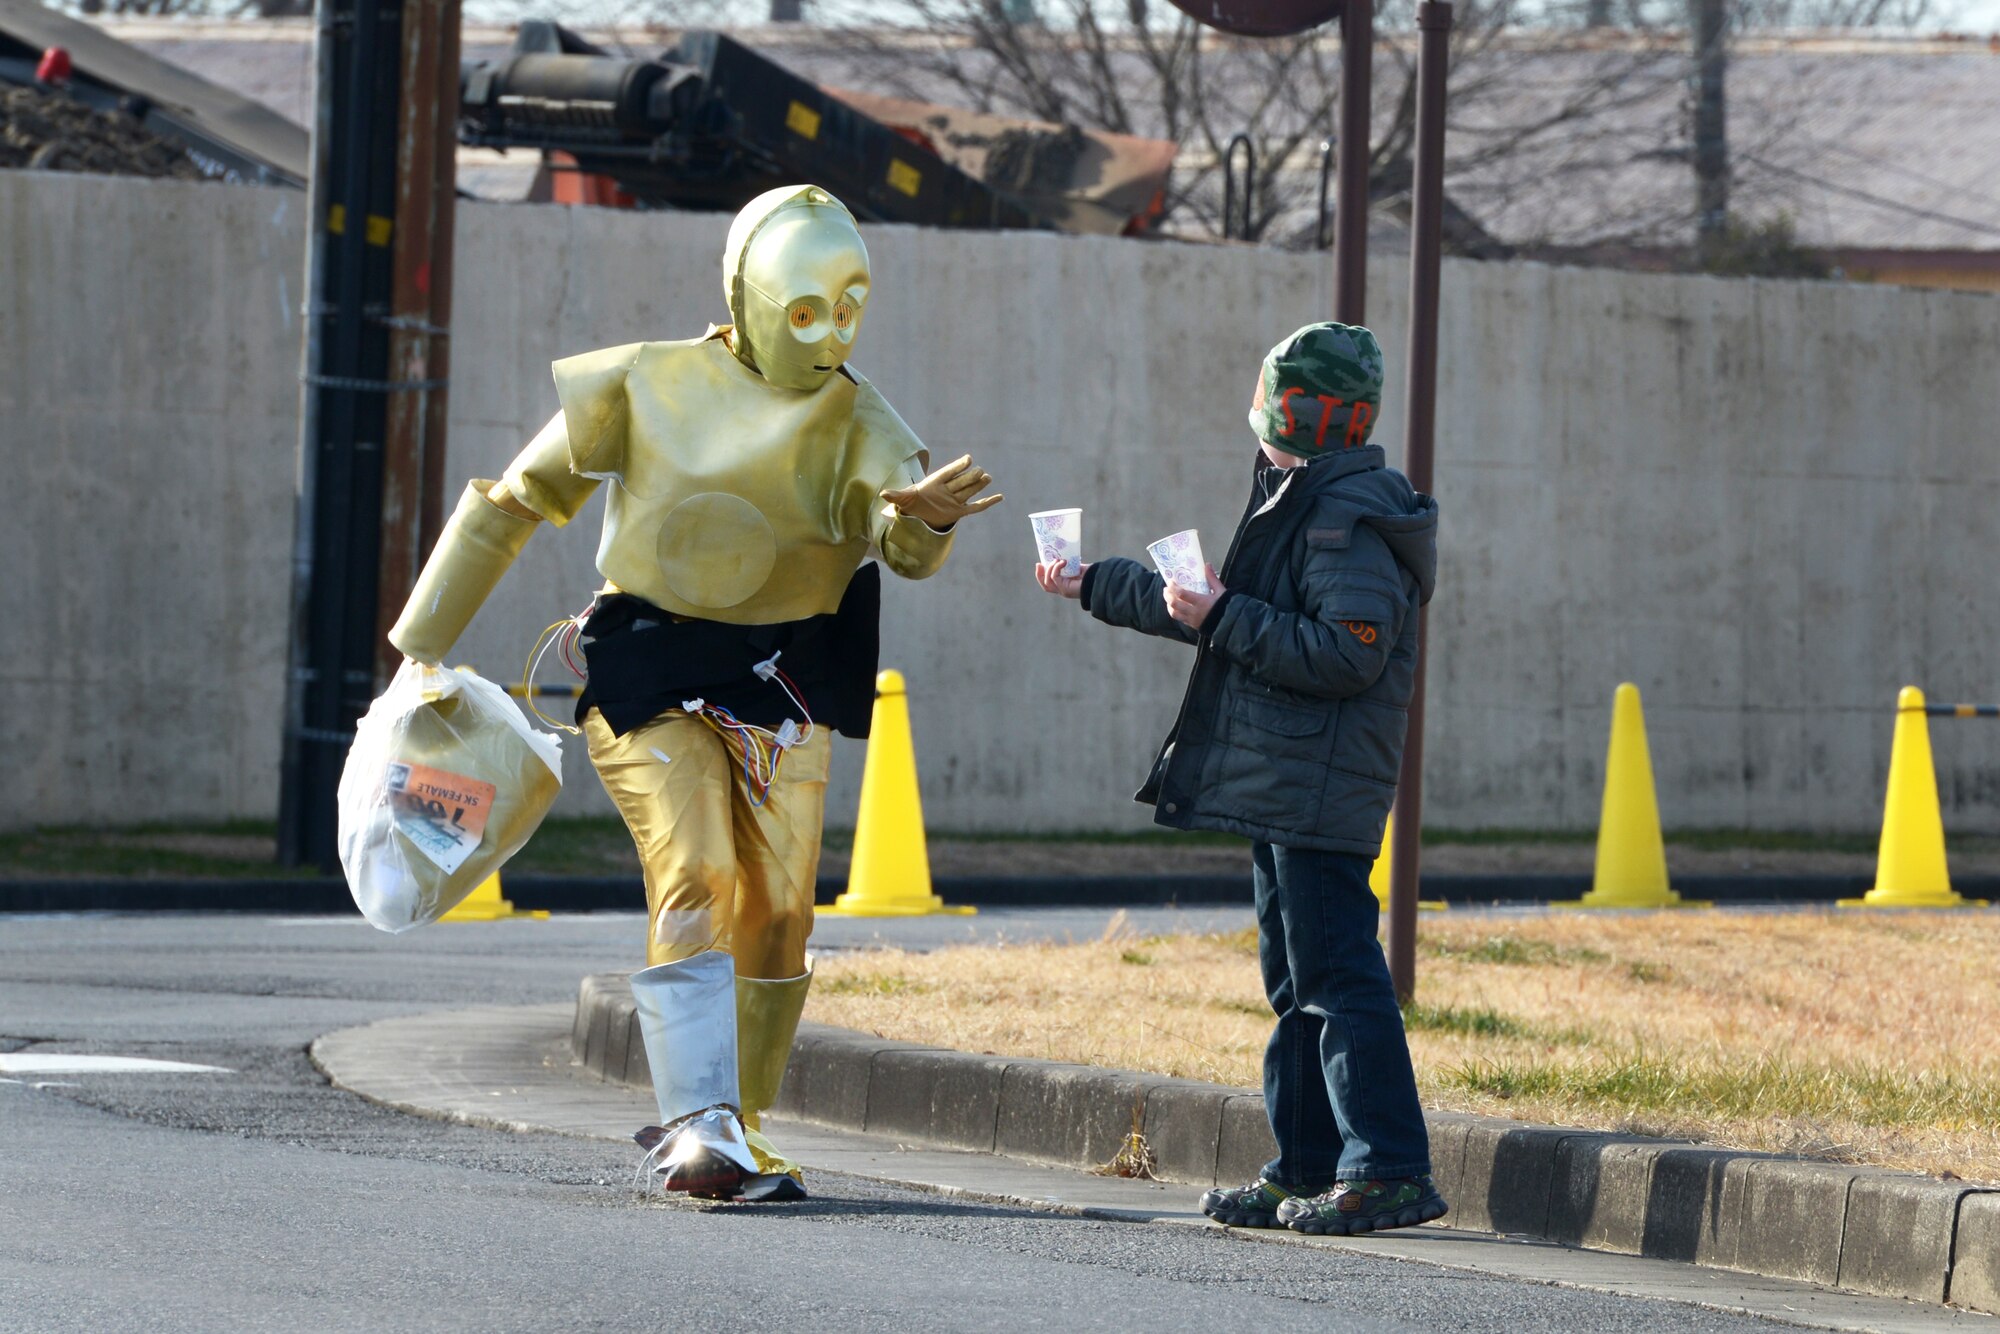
left=1690, top=0, right=1728, bottom=263
left=277, top=0, right=340, bottom=867
left=1333, top=0, right=1373, bottom=323
left=1221, top=133, right=1255, bottom=242
left=1386, top=0, right=1451, bottom=1004
left=318, top=0, right=386, bottom=724
left=1315, top=138, right=1335, bottom=251
left=278, top=0, right=404, bottom=868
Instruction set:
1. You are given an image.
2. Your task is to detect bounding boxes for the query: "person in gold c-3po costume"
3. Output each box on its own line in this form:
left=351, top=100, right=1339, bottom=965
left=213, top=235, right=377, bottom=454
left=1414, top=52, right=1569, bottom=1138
left=387, top=185, right=1002, bottom=1202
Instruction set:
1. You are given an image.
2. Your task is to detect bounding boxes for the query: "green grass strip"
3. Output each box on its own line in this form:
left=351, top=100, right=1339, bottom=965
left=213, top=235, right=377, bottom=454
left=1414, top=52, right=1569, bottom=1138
left=1445, top=1052, right=2000, bottom=1128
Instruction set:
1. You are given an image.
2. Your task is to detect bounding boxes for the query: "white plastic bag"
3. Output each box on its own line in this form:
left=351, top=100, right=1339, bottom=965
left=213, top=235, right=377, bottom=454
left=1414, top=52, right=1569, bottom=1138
left=338, top=660, right=564, bottom=932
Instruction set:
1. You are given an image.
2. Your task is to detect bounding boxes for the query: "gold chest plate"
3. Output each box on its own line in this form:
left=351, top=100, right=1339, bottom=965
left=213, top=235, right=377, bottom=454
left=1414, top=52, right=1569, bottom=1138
left=552, top=336, right=921, bottom=624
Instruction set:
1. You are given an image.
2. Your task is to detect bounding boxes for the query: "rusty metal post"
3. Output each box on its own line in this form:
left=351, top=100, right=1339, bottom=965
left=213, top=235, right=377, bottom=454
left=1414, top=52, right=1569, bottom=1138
left=415, top=0, right=459, bottom=564
left=374, top=0, right=461, bottom=682
left=1385, top=0, right=1451, bottom=1004
left=1333, top=0, right=1373, bottom=322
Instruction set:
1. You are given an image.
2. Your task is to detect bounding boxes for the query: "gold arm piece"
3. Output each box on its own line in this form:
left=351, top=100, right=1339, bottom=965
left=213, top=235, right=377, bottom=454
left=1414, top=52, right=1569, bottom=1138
left=876, top=506, right=955, bottom=580
left=550, top=342, right=643, bottom=477
left=868, top=448, right=953, bottom=580
left=387, top=479, right=539, bottom=665
left=498, top=410, right=600, bottom=527
left=485, top=479, right=541, bottom=521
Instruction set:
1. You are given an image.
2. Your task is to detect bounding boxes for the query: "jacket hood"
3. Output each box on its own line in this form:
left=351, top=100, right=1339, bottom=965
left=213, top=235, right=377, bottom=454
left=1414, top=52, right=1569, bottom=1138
left=1292, top=447, right=1439, bottom=605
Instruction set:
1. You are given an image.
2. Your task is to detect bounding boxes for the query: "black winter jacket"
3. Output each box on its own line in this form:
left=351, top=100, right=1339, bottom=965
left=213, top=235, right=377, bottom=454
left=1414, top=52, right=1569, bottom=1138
left=1081, top=445, right=1438, bottom=855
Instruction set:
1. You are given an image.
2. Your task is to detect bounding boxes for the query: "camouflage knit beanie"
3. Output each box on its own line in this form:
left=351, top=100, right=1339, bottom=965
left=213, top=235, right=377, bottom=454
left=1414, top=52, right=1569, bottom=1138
left=1248, top=322, right=1385, bottom=456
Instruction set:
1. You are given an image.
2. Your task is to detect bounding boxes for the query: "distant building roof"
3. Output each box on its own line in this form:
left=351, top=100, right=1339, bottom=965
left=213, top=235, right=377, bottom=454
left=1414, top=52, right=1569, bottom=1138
left=1440, top=39, right=2000, bottom=254
left=71, top=17, right=2000, bottom=253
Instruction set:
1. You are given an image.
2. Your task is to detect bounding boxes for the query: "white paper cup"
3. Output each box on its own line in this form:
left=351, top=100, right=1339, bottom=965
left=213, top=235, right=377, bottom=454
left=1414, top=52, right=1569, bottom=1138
left=1147, top=528, right=1210, bottom=594
left=1030, top=508, right=1083, bottom=575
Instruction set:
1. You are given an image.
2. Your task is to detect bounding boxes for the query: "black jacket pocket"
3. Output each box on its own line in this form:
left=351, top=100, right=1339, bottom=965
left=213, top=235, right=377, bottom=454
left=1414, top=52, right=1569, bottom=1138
left=1230, top=693, right=1329, bottom=738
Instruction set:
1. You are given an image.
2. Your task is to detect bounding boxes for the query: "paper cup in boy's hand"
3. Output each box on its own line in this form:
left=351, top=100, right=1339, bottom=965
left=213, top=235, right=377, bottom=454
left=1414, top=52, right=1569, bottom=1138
left=1030, top=508, right=1084, bottom=575
left=1147, top=529, right=1211, bottom=594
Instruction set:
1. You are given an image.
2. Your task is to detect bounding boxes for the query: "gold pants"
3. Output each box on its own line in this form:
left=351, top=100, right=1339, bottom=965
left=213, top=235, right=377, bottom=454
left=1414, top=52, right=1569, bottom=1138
left=584, top=709, right=828, bottom=978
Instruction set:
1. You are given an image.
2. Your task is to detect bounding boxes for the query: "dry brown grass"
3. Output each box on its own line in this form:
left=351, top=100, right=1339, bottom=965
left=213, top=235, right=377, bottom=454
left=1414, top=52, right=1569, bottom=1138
left=805, top=909, right=2000, bottom=1183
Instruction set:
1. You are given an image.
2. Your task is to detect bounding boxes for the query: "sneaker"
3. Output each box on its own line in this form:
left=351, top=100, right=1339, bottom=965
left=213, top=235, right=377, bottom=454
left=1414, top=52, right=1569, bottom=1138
left=738, top=1172, right=808, bottom=1203
left=1276, top=1176, right=1449, bottom=1236
left=1199, top=1178, right=1299, bottom=1228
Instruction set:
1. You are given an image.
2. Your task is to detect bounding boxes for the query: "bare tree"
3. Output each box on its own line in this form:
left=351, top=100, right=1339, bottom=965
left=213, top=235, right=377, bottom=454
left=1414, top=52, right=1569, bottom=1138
left=814, top=0, right=1691, bottom=251
left=810, top=0, right=1948, bottom=265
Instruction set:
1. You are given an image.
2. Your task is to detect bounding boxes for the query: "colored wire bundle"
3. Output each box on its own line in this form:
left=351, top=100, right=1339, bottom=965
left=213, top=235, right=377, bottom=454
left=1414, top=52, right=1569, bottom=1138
left=518, top=615, right=816, bottom=802
left=519, top=606, right=591, bottom=736
left=683, top=653, right=816, bottom=805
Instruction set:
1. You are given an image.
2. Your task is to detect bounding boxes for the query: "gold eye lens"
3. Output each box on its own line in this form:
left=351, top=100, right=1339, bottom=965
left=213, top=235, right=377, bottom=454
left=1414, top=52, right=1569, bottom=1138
left=789, top=303, right=815, bottom=329
left=833, top=301, right=854, bottom=330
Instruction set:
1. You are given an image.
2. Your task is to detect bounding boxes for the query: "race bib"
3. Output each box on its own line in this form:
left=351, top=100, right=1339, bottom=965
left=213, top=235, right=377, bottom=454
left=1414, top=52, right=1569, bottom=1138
left=385, top=761, right=496, bottom=875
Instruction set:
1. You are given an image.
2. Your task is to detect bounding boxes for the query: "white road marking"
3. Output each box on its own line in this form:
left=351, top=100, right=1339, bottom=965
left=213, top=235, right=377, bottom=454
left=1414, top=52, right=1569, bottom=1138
left=0, top=1054, right=233, bottom=1075
left=272, top=913, right=647, bottom=928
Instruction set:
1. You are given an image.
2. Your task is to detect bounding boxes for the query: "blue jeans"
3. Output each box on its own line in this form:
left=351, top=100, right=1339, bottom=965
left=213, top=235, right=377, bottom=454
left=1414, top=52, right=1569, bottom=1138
left=1254, top=842, right=1432, bottom=1189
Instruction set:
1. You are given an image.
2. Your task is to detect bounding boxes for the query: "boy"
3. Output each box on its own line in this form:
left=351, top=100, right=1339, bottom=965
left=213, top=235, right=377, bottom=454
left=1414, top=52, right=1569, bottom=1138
left=1033, top=322, right=1444, bottom=1235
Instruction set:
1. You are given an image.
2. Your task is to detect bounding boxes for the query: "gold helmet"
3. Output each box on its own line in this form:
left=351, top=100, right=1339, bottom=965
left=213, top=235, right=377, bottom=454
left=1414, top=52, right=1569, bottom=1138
left=722, top=185, right=870, bottom=392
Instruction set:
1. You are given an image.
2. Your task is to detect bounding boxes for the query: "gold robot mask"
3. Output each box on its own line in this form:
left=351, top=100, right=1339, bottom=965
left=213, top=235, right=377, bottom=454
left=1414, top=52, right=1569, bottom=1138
left=723, top=185, right=871, bottom=393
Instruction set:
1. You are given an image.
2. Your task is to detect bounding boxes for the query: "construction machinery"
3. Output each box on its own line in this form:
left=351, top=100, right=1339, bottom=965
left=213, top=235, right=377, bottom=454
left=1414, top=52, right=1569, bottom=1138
left=460, top=22, right=1173, bottom=235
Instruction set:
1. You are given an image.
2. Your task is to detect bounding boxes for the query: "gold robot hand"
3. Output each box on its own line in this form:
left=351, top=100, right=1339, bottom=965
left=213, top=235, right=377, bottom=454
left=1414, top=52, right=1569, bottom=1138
left=878, top=454, right=1004, bottom=530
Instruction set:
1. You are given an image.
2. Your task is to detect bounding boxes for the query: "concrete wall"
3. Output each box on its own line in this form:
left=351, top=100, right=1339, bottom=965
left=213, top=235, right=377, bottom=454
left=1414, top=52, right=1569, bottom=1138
left=6, top=170, right=2000, bottom=836
left=1, top=176, right=303, bottom=830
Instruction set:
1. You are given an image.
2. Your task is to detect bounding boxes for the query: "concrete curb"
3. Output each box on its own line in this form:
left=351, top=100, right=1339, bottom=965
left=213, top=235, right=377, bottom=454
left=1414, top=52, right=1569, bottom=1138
left=575, top=971, right=1999, bottom=1315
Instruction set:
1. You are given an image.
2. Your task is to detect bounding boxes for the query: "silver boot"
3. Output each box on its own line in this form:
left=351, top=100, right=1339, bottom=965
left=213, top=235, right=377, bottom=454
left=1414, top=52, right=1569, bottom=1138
left=629, top=949, right=759, bottom=1197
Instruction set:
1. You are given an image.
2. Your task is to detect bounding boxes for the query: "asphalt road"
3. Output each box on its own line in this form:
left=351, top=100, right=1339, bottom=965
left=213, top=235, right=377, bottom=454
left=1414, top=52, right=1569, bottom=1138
left=0, top=911, right=1814, bottom=1333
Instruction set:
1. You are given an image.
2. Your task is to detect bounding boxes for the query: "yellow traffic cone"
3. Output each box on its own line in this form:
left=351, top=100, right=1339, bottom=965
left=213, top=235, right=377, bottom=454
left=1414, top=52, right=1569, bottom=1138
left=1841, top=687, right=1980, bottom=908
left=1562, top=683, right=1703, bottom=909
left=821, top=670, right=974, bottom=917
left=1369, top=813, right=1445, bottom=912
left=1370, top=814, right=1393, bottom=908
left=440, top=871, right=549, bottom=922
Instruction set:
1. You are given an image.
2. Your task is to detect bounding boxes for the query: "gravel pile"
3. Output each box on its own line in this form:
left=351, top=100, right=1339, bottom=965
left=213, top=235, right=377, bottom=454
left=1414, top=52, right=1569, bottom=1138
left=0, top=84, right=205, bottom=179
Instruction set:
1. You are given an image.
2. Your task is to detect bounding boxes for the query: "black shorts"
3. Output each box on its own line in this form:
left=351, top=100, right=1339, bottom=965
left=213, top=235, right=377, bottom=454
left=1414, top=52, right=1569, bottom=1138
left=576, top=562, right=881, bottom=740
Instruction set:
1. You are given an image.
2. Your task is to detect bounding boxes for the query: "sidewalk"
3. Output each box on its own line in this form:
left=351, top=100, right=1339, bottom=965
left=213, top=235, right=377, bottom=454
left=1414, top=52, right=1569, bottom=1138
left=311, top=997, right=1999, bottom=1332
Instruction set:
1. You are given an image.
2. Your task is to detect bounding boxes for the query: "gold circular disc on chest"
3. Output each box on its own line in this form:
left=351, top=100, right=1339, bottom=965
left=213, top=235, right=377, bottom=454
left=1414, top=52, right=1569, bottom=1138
left=656, top=492, right=779, bottom=609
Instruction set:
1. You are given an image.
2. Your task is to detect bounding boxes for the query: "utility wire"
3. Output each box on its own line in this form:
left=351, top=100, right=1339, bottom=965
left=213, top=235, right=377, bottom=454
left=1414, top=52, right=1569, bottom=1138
left=1798, top=134, right=2000, bottom=218
left=1739, top=151, right=2000, bottom=240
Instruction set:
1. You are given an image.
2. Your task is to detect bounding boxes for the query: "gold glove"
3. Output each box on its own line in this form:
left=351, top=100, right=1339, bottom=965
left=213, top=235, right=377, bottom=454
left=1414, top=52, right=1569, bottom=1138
left=387, top=480, right=540, bottom=665
left=878, top=454, right=1003, bottom=530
